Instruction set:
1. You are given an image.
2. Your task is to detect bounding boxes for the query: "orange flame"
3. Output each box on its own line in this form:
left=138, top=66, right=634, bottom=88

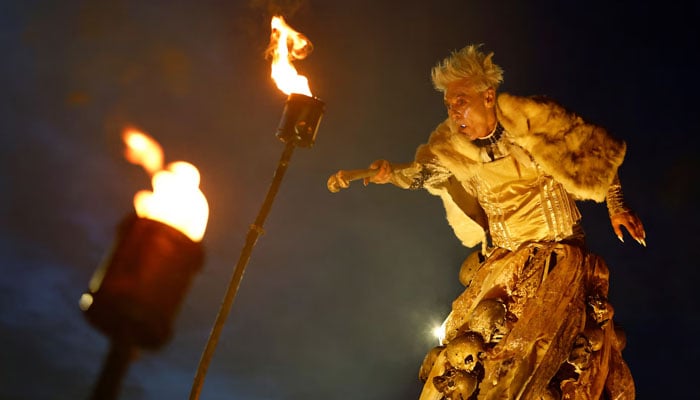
left=123, top=129, right=209, bottom=242
left=267, top=16, right=313, bottom=96
left=123, top=128, right=163, bottom=174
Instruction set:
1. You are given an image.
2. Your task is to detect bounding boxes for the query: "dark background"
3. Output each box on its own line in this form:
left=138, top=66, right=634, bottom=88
left=1, top=0, right=698, bottom=398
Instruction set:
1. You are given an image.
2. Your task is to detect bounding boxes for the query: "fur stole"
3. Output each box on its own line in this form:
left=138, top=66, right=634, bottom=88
left=496, top=93, right=626, bottom=201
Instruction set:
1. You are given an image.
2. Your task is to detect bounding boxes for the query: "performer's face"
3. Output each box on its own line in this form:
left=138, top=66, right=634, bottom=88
left=444, top=79, right=496, bottom=140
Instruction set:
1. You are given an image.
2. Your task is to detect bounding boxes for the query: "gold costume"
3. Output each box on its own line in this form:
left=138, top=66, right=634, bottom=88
left=394, top=94, right=635, bottom=399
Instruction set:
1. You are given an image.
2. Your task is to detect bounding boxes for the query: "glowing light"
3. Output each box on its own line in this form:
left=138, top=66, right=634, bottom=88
left=433, top=314, right=449, bottom=345
left=267, top=16, right=313, bottom=96
left=78, top=293, right=93, bottom=311
left=123, top=129, right=209, bottom=242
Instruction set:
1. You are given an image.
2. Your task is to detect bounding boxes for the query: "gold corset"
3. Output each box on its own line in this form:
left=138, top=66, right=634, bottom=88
left=470, top=154, right=581, bottom=251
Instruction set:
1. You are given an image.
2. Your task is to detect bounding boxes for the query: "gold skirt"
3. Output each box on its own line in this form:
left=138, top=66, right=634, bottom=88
left=419, top=243, right=635, bottom=400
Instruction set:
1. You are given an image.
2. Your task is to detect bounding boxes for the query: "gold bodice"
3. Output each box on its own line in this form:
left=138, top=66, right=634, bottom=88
left=470, top=154, right=581, bottom=251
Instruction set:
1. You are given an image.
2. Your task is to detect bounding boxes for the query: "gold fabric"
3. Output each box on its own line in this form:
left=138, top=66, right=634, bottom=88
left=420, top=243, right=635, bottom=400
left=606, top=174, right=631, bottom=218
left=469, top=154, right=582, bottom=251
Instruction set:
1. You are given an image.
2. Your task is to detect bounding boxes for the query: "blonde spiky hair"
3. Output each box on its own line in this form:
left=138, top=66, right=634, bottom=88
left=431, top=44, right=504, bottom=93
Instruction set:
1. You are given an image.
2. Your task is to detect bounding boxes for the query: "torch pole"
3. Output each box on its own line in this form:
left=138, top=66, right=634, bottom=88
left=89, top=340, right=138, bottom=400
left=189, top=141, right=297, bottom=399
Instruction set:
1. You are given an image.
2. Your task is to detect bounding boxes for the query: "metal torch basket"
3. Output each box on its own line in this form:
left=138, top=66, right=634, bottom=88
left=82, top=214, right=204, bottom=349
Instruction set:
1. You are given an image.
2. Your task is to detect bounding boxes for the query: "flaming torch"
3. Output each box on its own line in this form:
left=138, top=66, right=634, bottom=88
left=268, top=16, right=325, bottom=147
left=81, top=128, right=208, bottom=400
left=189, top=16, right=324, bottom=399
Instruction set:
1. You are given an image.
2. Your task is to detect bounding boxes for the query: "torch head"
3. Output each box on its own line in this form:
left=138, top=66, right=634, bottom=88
left=276, top=93, right=325, bottom=148
left=80, top=214, right=204, bottom=349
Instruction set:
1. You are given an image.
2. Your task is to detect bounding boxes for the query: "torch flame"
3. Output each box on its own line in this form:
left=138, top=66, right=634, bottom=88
left=122, top=128, right=164, bottom=175
left=267, top=16, right=313, bottom=96
left=123, top=129, right=209, bottom=242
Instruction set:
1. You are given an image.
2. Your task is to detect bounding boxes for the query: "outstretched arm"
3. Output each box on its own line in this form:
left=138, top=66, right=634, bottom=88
left=326, top=168, right=379, bottom=192
left=607, top=174, right=646, bottom=246
left=327, top=160, right=420, bottom=192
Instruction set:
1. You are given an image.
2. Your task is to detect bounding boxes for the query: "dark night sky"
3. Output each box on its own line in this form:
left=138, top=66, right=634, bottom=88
left=1, top=0, right=699, bottom=399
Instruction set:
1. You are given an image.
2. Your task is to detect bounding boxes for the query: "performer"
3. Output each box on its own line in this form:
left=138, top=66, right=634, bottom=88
left=328, top=45, right=644, bottom=399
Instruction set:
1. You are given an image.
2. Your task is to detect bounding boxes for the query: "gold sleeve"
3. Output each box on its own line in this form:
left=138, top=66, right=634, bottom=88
left=388, top=142, right=455, bottom=190
left=605, top=174, right=631, bottom=217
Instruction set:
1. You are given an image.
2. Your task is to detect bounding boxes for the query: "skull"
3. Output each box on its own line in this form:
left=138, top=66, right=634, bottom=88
left=432, top=368, right=478, bottom=400
left=567, top=334, right=593, bottom=373
left=469, top=298, right=508, bottom=343
left=541, top=386, right=562, bottom=400
left=583, top=326, right=605, bottom=352
left=459, top=250, right=484, bottom=287
left=613, top=324, right=627, bottom=351
left=587, top=295, right=614, bottom=327
left=418, top=345, right=445, bottom=382
left=444, top=331, right=485, bottom=372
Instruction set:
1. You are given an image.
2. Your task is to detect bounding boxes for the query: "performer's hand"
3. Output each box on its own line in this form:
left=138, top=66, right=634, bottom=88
left=610, top=211, right=646, bottom=246
left=327, top=170, right=350, bottom=192
left=364, top=159, right=393, bottom=185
